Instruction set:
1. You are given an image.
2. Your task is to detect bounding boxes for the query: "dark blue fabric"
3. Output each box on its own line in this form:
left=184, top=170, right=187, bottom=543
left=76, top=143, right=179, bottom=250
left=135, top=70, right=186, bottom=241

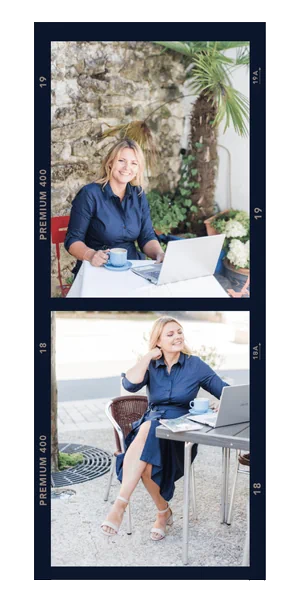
left=116, top=353, right=229, bottom=501
left=156, top=234, right=184, bottom=244
left=64, top=182, right=157, bottom=276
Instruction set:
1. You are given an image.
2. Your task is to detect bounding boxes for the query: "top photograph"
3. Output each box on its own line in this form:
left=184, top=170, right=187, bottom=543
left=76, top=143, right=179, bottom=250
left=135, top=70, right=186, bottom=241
left=51, top=41, right=250, bottom=299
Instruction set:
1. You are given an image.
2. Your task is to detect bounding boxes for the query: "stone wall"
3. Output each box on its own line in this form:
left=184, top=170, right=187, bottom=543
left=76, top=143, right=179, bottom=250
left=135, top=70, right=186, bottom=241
left=51, top=42, right=187, bottom=295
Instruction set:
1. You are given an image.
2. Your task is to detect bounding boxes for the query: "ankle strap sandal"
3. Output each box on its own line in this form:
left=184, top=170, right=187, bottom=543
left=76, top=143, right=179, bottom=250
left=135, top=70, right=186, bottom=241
left=150, top=504, right=173, bottom=541
left=101, top=496, right=129, bottom=536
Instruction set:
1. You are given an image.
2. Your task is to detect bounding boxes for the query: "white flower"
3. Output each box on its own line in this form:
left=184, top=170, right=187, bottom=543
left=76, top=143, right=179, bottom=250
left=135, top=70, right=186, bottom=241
left=227, top=239, right=250, bottom=269
left=224, top=219, right=247, bottom=238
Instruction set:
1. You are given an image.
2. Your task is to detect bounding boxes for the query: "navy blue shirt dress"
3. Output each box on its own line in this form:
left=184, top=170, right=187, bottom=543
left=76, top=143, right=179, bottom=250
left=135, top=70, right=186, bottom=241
left=64, top=182, right=157, bottom=276
left=116, top=353, right=229, bottom=501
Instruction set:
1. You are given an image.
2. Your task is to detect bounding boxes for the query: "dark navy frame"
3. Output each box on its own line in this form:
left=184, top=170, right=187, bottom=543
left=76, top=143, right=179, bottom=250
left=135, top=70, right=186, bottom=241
left=33, top=17, right=271, bottom=583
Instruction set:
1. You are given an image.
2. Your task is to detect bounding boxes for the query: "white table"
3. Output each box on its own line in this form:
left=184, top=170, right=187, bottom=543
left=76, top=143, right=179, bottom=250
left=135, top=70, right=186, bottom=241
left=67, top=260, right=229, bottom=298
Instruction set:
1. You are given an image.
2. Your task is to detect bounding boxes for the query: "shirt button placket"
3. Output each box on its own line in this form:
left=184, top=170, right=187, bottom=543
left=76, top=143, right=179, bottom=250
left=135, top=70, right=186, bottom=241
left=168, top=370, right=172, bottom=399
left=165, top=369, right=171, bottom=399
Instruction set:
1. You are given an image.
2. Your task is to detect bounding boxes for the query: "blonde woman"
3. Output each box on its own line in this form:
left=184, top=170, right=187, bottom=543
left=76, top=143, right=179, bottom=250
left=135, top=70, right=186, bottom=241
left=101, top=316, right=229, bottom=541
left=64, top=139, right=164, bottom=277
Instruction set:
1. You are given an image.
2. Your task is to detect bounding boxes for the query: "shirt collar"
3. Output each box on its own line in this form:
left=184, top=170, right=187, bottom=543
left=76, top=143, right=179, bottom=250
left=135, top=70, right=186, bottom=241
left=103, top=181, right=133, bottom=200
left=154, top=352, right=185, bottom=369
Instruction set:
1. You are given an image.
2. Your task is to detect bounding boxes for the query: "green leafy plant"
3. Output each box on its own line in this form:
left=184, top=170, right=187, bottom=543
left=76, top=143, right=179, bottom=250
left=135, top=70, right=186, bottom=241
left=147, top=189, right=187, bottom=234
left=171, top=150, right=204, bottom=234
left=58, top=452, right=84, bottom=471
left=147, top=151, right=203, bottom=237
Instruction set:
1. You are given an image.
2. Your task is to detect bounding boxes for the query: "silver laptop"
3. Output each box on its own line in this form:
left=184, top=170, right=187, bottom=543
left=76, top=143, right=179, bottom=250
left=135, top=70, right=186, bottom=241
left=131, top=234, right=225, bottom=285
left=187, top=384, right=249, bottom=428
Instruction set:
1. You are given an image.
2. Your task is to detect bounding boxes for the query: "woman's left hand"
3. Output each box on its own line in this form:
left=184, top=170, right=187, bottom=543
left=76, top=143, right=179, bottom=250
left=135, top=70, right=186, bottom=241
left=155, top=252, right=165, bottom=264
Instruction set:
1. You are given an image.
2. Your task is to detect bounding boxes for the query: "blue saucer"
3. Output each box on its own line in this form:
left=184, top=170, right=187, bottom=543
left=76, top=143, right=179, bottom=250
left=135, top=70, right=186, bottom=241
left=189, top=408, right=213, bottom=416
left=104, top=260, right=132, bottom=272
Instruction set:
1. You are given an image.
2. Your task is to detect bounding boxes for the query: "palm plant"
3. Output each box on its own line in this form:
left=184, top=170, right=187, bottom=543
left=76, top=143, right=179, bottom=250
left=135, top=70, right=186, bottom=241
left=155, top=41, right=249, bottom=234
left=99, top=41, right=249, bottom=235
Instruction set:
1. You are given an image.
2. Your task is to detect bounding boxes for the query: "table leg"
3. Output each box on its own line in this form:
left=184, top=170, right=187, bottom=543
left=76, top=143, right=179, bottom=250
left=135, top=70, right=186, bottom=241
left=224, top=448, right=230, bottom=523
left=227, top=450, right=239, bottom=525
left=220, top=448, right=225, bottom=522
left=183, top=441, right=193, bottom=566
left=220, top=447, right=230, bottom=523
left=190, top=462, right=197, bottom=521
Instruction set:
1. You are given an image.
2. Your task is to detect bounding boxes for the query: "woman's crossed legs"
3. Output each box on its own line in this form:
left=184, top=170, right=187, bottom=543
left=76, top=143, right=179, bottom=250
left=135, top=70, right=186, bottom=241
left=102, top=421, right=171, bottom=537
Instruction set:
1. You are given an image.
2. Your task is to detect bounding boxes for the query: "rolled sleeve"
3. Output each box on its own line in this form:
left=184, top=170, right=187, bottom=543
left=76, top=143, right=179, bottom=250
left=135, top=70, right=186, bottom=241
left=64, top=187, right=96, bottom=252
left=137, top=192, right=157, bottom=251
left=122, top=370, right=149, bottom=393
left=198, top=359, right=229, bottom=399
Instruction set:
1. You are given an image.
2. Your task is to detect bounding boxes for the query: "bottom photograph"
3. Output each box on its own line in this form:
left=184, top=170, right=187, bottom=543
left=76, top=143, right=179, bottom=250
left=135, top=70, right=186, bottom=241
left=51, top=310, right=250, bottom=568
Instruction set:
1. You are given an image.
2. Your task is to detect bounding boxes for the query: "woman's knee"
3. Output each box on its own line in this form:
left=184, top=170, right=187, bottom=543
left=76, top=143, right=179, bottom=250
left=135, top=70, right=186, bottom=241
left=141, top=462, right=152, bottom=480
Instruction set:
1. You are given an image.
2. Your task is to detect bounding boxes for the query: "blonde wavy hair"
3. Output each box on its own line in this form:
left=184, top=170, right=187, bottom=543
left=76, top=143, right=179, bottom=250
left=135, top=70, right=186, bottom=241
left=97, top=139, right=145, bottom=191
left=149, top=317, right=192, bottom=356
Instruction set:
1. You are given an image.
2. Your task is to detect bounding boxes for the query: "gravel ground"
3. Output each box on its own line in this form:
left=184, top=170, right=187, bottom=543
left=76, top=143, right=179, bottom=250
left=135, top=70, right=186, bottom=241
left=51, top=427, right=249, bottom=568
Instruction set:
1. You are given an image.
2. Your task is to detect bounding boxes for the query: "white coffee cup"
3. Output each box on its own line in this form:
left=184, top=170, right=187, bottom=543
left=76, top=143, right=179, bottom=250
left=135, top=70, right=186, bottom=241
left=189, top=397, right=209, bottom=413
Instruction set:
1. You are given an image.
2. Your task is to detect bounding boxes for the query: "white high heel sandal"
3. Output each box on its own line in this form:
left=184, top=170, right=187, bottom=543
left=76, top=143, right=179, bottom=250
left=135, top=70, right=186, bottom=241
left=150, top=504, right=173, bottom=541
left=101, top=495, right=129, bottom=536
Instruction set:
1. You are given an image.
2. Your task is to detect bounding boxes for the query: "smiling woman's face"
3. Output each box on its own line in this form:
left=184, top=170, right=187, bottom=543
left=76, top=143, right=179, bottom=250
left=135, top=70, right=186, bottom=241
left=110, top=148, right=140, bottom=187
left=158, top=321, right=185, bottom=354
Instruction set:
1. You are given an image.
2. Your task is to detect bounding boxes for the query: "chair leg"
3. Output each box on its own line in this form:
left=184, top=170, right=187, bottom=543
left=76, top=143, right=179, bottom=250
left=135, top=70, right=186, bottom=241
left=57, top=256, right=65, bottom=298
left=103, top=454, right=116, bottom=501
left=227, top=450, right=240, bottom=525
left=190, top=462, right=197, bottom=520
left=126, top=501, right=132, bottom=535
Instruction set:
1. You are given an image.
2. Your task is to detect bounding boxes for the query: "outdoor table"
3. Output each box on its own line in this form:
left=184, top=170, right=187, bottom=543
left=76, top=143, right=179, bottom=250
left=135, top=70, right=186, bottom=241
left=156, top=421, right=250, bottom=565
left=67, top=259, right=229, bottom=298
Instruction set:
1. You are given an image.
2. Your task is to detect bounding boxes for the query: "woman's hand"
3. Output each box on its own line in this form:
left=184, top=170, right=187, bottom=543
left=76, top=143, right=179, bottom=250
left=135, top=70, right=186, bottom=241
left=155, top=252, right=165, bottom=264
left=90, top=250, right=110, bottom=267
left=148, top=347, right=163, bottom=360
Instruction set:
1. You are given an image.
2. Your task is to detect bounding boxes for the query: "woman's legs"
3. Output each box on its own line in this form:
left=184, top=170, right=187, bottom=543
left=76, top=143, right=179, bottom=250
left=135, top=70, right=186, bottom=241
left=141, top=464, right=172, bottom=540
left=102, top=421, right=151, bottom=534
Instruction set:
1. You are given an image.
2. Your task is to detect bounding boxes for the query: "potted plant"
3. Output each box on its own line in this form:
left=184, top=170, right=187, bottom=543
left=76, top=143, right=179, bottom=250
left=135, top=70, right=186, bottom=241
left=209, top=210, right=250, bottom=291
left=204, top=209, right=231, bottom=235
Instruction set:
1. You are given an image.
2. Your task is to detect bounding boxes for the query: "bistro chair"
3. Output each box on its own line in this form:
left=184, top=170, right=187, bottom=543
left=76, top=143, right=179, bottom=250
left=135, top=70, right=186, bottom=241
left=51, top=215, right=71, bottom=298
left=104, top=395, right=198, bottom=535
